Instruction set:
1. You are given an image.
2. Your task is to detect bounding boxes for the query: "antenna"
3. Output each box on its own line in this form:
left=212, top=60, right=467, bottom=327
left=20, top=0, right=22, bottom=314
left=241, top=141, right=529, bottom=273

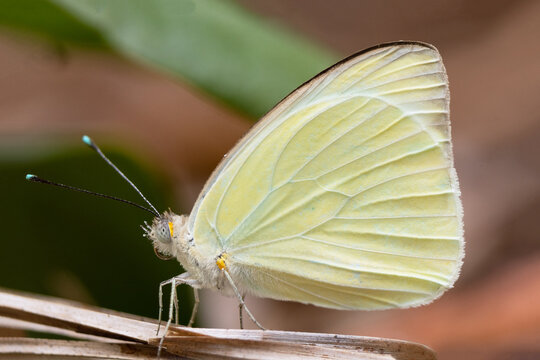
left=81, top=135, right=160, bottom=216
left=26, top=174, right=159, bottom=216
left=25, top=135, right=161, bottom=218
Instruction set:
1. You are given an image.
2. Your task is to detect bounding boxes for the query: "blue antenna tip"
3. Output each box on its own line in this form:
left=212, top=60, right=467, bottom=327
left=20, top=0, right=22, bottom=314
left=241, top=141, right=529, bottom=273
left=82, top=135, right=92, bottom=146
left=26, top=174, right=36, bottom=180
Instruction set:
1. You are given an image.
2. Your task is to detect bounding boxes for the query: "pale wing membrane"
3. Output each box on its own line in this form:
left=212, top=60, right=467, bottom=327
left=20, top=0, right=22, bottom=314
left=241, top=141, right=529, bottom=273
left=191, top=43, right=463, bottom=309
left=238, top=265, right=438, bottom=309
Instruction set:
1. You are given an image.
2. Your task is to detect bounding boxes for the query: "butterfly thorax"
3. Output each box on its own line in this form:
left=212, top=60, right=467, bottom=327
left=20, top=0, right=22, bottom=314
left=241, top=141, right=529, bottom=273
left=147, top=211, right=223, bottom=290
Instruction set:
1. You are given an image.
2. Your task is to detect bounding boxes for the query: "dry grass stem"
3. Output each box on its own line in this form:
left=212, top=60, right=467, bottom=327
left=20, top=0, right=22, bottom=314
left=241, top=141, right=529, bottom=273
left=0, top=288, right=436, bottom=359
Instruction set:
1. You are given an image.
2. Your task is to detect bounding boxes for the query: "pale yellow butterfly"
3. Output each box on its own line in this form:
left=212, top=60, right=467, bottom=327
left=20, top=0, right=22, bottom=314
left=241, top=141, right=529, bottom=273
left=144, top=41, right=464, bottom=331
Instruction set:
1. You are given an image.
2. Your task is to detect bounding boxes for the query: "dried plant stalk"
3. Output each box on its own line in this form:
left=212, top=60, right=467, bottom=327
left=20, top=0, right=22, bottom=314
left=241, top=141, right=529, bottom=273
left=0, top=288, right=436, bottom=359
left=0, top=338, right=181, bottom=359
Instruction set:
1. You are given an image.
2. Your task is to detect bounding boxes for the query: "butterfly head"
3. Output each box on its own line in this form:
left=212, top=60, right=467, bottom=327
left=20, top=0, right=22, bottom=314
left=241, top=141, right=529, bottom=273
left=155, top=216, right=173, bottom=244
left=143, top=211, right=188, bottom=260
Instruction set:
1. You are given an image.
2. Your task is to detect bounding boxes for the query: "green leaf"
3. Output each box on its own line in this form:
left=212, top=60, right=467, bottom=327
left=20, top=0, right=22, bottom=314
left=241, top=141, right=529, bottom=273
left=0, top=0, right=107, bottom=48
left=53, top=0, right=338, bottom=118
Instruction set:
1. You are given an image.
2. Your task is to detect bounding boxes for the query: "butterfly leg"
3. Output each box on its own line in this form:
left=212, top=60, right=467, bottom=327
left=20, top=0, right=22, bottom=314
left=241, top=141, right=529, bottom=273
left=157, top=276, right=176, bottom=335
left=223, top=269, right=265, bottom=330
left=173, top=286, right=180, bottom=325
left=187, top=288, right=199, bottom=327
left=156, top=273, right=201, bottom=357
left=157, top=272, right=200, bottom=333
left=238, top=295, right=245, bottom=329
left=157, top=276, right=178, bottom=357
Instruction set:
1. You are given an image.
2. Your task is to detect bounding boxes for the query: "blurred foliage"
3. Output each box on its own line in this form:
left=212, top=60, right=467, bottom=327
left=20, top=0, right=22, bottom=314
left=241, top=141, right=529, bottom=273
left=54, top=0, right=336, bottom=118
left=0, top=0, right=107, bottom=48
left=0, top=0, right=337, bottom=119
left=0, top=0, right=336, bottom=326
left=0, top=142, right=193, bottom=323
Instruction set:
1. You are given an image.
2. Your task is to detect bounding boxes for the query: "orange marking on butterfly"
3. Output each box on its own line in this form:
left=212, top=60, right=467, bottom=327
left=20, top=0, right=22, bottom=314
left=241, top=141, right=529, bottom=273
left=168, top=221, right=174, bottom=238
left=216, top=253, right=229, bottom=270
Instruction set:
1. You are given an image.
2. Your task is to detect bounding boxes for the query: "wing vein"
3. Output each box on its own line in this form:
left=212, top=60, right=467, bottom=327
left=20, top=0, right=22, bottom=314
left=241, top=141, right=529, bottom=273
left=348, top=191, right=454, bottom=210
left=312, top=130, right=429, bottom=180
left=334, top=214, right=456, bottom=220
left=358, top=72, right=445, bottom=94
left=257, top=255, right=448, bottom=285
left=269, top=96, right=372, bottom=188
left=314, top=143, right=442, bottom=195
left=223, top=96, right=371, bottom=243
left=300, top=234, right=458, bottom=261
left=342, top=47, right=427, bottom=93
left=349, top=165, right=451, bottom=197
left=283, top=101, right=393, bottom=185
left=230, top=166, right=454, bottom=252
left=377, top=83, right=447, bottom=96
left=240, top=185, right=340, bottom=239
left=255, top=268, right=407, bottom=308
left=306, top=46, right=402, bottom=101
left=367, top=58, right=441, bottom=82
left=234, top=234, right=458, bottom=261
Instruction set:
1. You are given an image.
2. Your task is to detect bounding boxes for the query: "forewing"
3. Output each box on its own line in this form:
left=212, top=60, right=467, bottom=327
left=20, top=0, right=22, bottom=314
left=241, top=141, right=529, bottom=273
left=190, top=42, right=463, bottom=309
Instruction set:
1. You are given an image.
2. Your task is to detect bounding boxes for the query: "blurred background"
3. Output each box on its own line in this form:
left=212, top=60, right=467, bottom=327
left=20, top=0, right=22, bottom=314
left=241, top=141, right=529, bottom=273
left=0, top=1, right=538, bottom=359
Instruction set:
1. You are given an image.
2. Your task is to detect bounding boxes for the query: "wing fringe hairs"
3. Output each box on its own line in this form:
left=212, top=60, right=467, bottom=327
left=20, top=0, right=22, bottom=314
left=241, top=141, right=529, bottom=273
left=0, top=288, right=437, bottom=359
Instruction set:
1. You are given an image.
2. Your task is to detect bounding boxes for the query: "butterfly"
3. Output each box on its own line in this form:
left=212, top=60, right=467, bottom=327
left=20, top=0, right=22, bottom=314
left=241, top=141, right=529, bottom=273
left=144, top=41, right=464, bottom=330
left=28, top=41, right=464, bottom=336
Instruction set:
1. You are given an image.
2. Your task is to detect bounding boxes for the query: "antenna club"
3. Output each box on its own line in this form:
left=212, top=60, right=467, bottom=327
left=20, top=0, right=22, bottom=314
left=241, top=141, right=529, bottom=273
left=82, top=135, right=93, bottom=146
left=26, top=174, right=37, bottom=181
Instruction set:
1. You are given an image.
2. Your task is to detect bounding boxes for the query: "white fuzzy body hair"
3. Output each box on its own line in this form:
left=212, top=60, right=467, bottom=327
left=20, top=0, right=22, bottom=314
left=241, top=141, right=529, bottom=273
left=147, top=211, right=243, bottom=298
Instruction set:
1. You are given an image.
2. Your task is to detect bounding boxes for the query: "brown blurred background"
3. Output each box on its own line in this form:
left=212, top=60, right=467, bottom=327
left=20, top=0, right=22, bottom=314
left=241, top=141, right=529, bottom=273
left=1, top=1, right=539, bottom=359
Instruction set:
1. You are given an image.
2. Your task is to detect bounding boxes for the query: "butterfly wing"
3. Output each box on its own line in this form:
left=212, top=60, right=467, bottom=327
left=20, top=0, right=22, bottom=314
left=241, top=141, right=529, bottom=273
left=189, top=42, right=463, bottom=309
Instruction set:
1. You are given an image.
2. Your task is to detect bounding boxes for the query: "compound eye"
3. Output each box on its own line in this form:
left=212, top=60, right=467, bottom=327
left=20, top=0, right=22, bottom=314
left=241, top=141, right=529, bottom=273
left=156, top=220, right=172, bottom=244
